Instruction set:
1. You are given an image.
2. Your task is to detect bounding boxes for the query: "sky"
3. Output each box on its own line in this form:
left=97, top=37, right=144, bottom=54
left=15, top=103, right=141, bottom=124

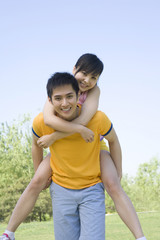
left=0, top=0, right=160, bottom=177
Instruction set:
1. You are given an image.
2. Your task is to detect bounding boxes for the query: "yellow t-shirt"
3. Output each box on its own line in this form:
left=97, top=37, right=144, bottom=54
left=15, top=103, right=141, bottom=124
left=32, top=111, right=112, bottom=189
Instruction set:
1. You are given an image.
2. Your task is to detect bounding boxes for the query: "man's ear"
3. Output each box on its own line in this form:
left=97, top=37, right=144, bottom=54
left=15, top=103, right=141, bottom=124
left=48, top=96, right=52, bottom=104
left=72, top=66, right=77, bottom=75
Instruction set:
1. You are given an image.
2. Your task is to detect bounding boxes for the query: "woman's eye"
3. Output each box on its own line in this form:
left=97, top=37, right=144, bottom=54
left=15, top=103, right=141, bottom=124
left=82, top=71, right=87, bottom=76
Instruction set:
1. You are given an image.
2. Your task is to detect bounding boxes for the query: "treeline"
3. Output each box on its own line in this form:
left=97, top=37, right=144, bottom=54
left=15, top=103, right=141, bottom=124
left=105, top=157, right=160, bottom=213
left=0, top=116, right=160, bottom=223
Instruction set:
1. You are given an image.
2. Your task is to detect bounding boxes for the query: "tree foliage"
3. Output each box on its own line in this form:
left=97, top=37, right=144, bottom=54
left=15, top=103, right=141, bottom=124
left=0, top=115, right=52, bottom=223
left=133, top=157, right=160, bottom=211
left=105, top=158, right=160, bottom=213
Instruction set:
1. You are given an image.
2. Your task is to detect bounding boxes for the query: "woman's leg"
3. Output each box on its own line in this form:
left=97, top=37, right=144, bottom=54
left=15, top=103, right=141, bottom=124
left=6, top=153, right=51, bottom=232
left=100, top=150, right=144, bottom=239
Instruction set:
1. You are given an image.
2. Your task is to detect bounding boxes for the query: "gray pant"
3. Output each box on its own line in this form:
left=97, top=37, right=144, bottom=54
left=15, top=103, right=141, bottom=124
left=50, top=181, right=105, bottom=240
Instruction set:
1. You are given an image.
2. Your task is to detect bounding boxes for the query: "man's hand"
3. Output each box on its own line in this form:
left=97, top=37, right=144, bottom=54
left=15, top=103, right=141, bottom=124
left=43, top=176, right=52, bottom=190
left=32, top=134, right=44, bottom=172
left=80, top=126, right=94, bottom=143
left=37, top=134, right=55, bottom=148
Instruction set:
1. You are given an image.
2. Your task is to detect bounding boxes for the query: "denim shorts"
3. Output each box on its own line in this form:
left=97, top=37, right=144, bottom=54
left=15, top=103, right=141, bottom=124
left=50, top=181, right=105, bottom=240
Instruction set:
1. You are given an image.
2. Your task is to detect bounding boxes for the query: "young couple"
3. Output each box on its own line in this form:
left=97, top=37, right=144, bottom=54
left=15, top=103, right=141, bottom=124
left=1, top=54, right=147, bottom=240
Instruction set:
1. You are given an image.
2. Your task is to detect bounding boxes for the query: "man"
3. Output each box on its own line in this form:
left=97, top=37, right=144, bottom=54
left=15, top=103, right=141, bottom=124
left=32, top=72, right=121, bottom=240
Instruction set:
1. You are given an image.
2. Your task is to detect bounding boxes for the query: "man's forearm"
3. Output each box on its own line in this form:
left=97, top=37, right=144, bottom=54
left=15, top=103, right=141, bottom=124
left=104, top=127, right=122, bottom=178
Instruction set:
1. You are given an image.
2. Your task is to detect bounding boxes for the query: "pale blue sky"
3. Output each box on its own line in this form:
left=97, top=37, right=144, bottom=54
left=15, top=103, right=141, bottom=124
left=0, top=0, right=160, bottom=176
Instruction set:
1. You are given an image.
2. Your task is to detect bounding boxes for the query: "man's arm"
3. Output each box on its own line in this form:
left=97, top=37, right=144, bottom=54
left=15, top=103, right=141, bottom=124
left=32, top=133, right=43, bottom=172
left=104, top=127, right=122, bottom=179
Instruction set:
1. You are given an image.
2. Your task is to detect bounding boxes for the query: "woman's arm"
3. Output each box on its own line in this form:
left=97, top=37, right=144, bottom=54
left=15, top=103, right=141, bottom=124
left=37, top=125, right=95, bottom=148
left=37, top=131, right=74, bottom=148
left=43, top=99, right=84, bottom=133
left=41, top=86, right=100, bottom=148
left=43, top=85, right=100, bottom=128
left=73, top=86, right=100, bottom=125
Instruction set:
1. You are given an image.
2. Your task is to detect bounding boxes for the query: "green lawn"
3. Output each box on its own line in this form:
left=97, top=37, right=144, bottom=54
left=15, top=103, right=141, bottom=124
left=0, top=212, right=159, bottom=240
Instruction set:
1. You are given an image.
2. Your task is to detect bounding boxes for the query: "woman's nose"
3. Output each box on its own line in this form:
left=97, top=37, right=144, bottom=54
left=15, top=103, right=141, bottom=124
left=84, top=77, right=90, bottom=83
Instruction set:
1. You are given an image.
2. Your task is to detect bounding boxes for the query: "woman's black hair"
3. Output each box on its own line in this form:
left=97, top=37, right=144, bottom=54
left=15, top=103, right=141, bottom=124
left=75, top=53, right=104, bottom=76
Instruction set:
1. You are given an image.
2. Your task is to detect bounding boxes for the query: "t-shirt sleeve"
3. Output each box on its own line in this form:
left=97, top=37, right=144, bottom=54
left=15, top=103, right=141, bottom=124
left=98, top=111, right=113, bottom=136
left=32, top=113, right=43, bottom=138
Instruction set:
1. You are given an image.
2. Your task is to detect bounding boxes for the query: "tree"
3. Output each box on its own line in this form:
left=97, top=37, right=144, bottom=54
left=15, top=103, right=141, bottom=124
left=0, top=115, right=52, bottom=223
left=134, top=157, right=160, bottom=211
left=105, top=158, right=160, bottom=213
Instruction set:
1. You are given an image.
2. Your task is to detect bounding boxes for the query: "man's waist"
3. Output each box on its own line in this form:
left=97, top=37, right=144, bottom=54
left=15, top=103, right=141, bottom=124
left=52, top=175, right=102, bottom=190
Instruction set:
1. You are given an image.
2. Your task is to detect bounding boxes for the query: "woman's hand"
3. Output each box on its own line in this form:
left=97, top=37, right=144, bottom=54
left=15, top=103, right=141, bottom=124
left=80, top=126, right=94, bottom=143
left=37, top=134, right=55, bottom=148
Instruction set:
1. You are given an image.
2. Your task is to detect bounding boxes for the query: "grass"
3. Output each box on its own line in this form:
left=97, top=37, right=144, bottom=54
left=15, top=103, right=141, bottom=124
left=0, top=211, right=159, bottom=239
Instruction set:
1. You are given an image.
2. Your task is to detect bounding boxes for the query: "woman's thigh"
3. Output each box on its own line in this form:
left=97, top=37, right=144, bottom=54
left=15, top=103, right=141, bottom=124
left=100, top=150, right=120, bottom=187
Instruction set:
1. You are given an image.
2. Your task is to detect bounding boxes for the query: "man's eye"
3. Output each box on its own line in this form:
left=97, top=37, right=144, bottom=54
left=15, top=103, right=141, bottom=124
left=55, top=97, right=61, bottom=101
left=67, top=95, right=73, bottom=99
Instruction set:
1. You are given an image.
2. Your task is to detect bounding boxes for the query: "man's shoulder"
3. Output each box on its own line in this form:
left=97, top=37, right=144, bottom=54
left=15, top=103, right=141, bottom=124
left=91, top=111, right=112, bottom=136
left=33, top=112, right=44, bottom=124
left=87, top=111, right=107, bottom=126
left=90, top=110, right=111, bottom=127
left=33, top=112, right=54, bottom=137
left=33, top=112, right=48, bottom=130
left=93, top=110, right=107, bottom=119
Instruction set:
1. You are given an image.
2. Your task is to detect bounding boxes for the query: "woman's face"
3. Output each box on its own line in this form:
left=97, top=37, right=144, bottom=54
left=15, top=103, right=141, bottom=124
left=73, top=67, right=99, bottom=92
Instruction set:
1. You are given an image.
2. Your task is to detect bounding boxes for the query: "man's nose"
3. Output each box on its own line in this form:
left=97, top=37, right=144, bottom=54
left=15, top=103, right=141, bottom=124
left=62, top=98, right=68, bottom=106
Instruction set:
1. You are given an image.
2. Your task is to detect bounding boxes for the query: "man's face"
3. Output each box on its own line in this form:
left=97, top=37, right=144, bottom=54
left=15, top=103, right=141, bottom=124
left=49, top=84, right=78, bottom=121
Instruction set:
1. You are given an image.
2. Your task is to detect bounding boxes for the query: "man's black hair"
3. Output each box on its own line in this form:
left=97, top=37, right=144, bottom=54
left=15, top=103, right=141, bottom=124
left=47, top=72, right=79, bottom=99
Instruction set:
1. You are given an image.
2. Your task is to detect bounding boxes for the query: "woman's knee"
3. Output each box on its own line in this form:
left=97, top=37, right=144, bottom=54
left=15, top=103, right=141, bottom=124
left=29, top=173, right=47, bottom=191
left=100, top=151, right=121, bottom=195
left=103, top=174, right=121, bottom=194
left=29, top=157, right=51, bottom=191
